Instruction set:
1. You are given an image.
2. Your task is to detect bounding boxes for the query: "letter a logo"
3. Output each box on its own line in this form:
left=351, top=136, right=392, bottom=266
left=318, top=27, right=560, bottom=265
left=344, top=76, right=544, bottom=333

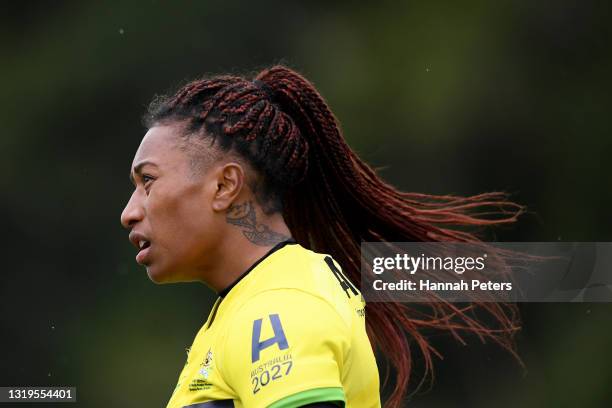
left=251, top=314, right=289, bottom=363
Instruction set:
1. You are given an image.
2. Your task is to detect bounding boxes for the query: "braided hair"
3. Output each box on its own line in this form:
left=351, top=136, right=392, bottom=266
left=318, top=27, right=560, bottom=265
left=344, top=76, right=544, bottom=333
left=144, top=65, right=525, bottom=408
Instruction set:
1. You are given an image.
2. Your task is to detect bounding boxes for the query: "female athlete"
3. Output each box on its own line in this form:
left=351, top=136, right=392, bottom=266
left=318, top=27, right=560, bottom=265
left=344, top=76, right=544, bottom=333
left=121, top=65, right=524, bottom=407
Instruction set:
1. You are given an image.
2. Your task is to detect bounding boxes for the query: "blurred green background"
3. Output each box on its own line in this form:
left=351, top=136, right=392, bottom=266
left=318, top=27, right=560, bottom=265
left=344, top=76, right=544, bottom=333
left=1, top=1, right=611, bottom=407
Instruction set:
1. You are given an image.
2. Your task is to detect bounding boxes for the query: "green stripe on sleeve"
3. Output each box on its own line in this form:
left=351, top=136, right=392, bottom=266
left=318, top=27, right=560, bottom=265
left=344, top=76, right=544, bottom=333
left=267, top=387, right=345, bottom=408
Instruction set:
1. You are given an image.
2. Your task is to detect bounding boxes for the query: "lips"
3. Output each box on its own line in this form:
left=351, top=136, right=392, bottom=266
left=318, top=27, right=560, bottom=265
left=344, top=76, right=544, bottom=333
left=129, top=231, right=152, bottom=265
left=136, top=242, right=152, bottom=265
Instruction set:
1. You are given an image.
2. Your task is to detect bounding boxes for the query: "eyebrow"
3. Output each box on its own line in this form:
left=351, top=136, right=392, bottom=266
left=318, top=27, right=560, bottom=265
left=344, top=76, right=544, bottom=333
left=129, top=160, right=158, bottom=185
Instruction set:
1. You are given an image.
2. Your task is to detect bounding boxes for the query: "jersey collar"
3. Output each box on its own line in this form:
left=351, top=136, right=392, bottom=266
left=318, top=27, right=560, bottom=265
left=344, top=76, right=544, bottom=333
left=217, top=239, right=297, bottom=298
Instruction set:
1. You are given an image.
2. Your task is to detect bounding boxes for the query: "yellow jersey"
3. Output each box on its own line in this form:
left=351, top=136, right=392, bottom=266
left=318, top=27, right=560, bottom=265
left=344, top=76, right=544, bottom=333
left=165, top=240, right=381, bottom=408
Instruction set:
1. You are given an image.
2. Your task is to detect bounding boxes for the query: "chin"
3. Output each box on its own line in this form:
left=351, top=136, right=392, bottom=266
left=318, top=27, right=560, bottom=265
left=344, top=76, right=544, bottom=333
left=145, top=265, right=174, bottom=284
left=145, top=263, right=192, bottom=284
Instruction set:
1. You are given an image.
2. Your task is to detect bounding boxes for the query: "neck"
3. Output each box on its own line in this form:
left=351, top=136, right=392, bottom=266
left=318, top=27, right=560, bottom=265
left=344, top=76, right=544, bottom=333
left=201, top=200, right=292, bottom=294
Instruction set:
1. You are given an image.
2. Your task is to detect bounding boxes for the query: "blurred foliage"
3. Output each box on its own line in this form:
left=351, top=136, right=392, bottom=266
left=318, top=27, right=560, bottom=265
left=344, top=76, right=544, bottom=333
left=1, top=1, right=611, bottom=407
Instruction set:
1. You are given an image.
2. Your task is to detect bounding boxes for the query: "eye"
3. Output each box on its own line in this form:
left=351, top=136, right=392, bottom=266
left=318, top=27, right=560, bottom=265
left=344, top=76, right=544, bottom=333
left=142, top=174, right=155, bottom=188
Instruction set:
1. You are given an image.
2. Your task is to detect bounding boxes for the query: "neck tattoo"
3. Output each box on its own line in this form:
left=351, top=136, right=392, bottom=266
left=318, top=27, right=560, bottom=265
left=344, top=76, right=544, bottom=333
left=226, top=200, right=291, bottom=246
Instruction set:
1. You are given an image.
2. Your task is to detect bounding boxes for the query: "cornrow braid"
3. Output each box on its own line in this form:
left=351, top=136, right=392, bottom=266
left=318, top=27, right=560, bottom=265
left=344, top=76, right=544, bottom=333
left=145, top=73, right=309, bottom=213
left=144, top=65, right=525, bottom=407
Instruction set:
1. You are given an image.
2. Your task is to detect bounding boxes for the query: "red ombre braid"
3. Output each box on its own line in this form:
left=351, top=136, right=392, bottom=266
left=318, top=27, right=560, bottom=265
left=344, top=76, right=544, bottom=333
left=144, top=65, right=525, bottom=407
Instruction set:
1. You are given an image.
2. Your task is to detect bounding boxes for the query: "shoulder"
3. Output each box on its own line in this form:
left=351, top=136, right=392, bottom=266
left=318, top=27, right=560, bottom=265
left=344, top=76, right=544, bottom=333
left=255, top=244, right=357, bottom=321
left=227, top=288, right=351, bottom=342
left=219, top=288, right=351, bottom=372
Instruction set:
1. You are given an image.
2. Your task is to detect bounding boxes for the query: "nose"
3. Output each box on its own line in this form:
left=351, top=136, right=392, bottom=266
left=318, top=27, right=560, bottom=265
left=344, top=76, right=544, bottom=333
left=121, top=190, right=144, bottom=229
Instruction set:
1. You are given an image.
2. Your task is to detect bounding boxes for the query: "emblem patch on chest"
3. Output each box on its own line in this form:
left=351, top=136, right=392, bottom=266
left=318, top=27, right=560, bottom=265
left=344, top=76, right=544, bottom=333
left=189, top=348, right=215, bottom=391
left=199, top=349, right=214, bottom=379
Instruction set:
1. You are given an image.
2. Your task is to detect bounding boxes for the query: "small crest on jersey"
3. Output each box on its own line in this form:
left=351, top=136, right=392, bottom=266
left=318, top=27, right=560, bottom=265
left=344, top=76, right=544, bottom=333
left=198, top=348, right=214, bottom=379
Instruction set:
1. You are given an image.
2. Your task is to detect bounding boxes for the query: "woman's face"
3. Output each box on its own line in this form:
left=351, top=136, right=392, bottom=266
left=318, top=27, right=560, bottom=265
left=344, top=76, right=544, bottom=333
left=121, top=124, right=223, bottom=283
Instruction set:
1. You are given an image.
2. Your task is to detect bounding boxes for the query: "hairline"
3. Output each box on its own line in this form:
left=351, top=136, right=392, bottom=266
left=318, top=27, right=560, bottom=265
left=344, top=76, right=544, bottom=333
left=147, top=117, right=283, bottom=214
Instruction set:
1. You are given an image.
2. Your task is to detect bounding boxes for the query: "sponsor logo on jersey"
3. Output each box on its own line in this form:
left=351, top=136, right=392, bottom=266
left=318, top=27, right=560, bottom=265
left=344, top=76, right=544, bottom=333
left=251, top=314, right=289, bottom=363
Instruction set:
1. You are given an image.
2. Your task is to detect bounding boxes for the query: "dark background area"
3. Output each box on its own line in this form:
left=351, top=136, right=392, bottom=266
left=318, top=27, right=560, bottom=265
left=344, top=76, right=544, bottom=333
left=1, top=1, right=611, bottom=407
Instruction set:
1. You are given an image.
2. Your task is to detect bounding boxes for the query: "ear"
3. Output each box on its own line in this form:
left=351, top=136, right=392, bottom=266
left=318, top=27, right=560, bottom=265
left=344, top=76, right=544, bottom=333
left=211, top=162, right=245, bottom=212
